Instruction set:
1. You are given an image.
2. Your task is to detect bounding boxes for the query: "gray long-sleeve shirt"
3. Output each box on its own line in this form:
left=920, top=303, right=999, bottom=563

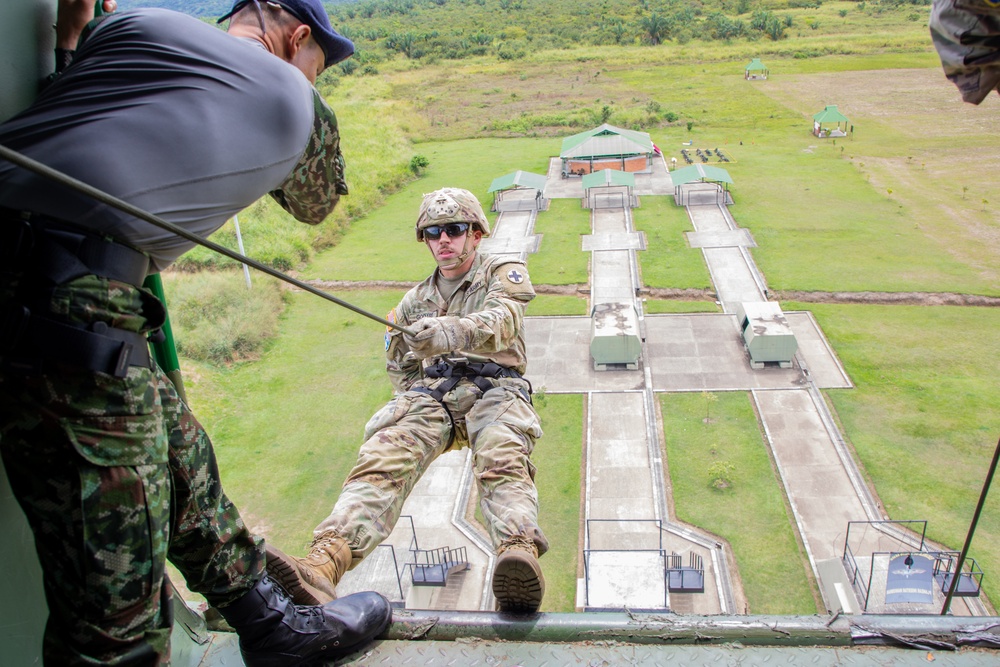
left=0, top=8, right=347, bottom=271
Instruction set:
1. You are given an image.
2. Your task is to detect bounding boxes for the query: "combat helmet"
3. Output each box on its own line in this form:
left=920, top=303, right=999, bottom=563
left=415, top=188, right=491, bottom=241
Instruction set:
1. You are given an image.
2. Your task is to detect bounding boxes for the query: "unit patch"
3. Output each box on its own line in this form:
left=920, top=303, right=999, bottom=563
left=385, top=308, right=396, bottom=350
left=497, top=262, right=534, bottom=300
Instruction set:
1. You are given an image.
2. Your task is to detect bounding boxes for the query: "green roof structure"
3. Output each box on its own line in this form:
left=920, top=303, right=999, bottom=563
left=580, top=169, right=635, bottom=209
left=487, top=170, right=548, bottom=193
left=560, top=124, right=655, bottom=178
left=581, top=169, right=635, bottom=189
left=745, top=58, right=768, bottom=79
left=560, top=123, right=653, bottom=159
left=488, top=170, right=549, bottom=212
left=671, top=164, right=734, bottom=206
left=812, top=105, right=852, bottom=137
left=670, top=164, right=733, bottom=187
left=813, top=105, right=849, bottom=124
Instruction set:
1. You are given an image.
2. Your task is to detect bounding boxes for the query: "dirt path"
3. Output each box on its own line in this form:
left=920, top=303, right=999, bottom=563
left=302, top=279, right=1000, bottom=307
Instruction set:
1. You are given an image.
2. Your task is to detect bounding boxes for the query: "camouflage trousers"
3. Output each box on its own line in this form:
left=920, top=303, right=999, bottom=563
left=0, top=275, right=263, bottom=665
left=315, top=376, right=548, bottom=567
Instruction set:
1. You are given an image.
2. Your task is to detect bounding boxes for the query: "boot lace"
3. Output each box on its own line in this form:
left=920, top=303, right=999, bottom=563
left=310, top=532, right=343, bottom=551
left=497, top=535, right=537, bottom=557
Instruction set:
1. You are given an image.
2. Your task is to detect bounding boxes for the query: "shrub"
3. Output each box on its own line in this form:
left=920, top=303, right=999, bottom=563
left=164, top=270, right=285, bottom=365
left=409, top=154, right=430, bottom=174
left=708, top=460, right=737, bottom=490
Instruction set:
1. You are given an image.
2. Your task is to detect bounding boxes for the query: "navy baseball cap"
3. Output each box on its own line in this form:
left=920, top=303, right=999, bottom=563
left=219, top=0, right=355, bottom=68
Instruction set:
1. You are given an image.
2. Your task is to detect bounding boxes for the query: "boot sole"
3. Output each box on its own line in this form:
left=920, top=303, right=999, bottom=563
left=265, top=545, right=335, bottom=606
left=492, top=553, right=544, bottom=613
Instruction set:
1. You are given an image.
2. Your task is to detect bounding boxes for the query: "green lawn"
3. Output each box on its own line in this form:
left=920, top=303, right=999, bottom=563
left=196, top=290, right=404, bottom=551
left=173, top=37, right=1000, bottom=615
left=531, top=393, right=583, bottom=612
left=307, top=137, right=555, bottom=283
left=633, top=196, right=711, bottom=290
left=661, top=392, right=818, bottom=614
left=530, top=198, right=591, bottom=286
left=796, top=302, right=1000, bottom=606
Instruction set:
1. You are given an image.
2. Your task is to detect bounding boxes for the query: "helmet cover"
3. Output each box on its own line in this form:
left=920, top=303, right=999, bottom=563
left=415, top=188, right=490, bottom=241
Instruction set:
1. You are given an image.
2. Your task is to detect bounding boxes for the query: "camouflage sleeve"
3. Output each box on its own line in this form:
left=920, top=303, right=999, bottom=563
left=385, top=301, right=422, bottom=393
left=458, top=261, right=534, bottom=355
left=268, top=90, right=348, bottom=223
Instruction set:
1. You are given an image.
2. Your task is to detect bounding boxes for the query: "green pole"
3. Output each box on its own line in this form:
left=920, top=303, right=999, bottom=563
left=143, top=273, right=187, bottom=404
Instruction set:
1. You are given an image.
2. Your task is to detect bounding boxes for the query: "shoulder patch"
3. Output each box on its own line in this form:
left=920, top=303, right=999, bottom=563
left=506, top=267, right=526, bottom=284
left=495, top=262, right=534, bottom=300
left=385, top=308, right=398, bottom=350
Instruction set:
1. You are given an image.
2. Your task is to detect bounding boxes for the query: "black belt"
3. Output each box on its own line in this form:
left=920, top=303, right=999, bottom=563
left=1, top=304, right=152, bottom=378
left=1, top=209, right=149, bottom=286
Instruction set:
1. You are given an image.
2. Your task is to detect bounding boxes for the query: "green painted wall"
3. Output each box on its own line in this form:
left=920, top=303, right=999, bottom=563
left=1, top=0, right=55, bottom=122
left=1, top=2, right=55, bottom=664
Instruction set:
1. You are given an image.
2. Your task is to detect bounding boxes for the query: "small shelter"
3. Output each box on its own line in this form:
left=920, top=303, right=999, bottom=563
left=670, top=163, right=734, bottom=206
left=487, top=170, right=548, bottom=212
left=812, top=105, right=851, bottom=138
left=735, top=302, right=797, bottom=368
left=560, top=123, right=654, bottom=177
left=745, top=58, right=768, bottom=80
left=581, top=169, right=635, bottom=209
left=591, top=302, right=641, bottom=371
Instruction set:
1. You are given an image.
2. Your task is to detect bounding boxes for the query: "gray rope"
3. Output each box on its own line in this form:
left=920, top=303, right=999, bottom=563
left=0, top=143, right=414, bottom=335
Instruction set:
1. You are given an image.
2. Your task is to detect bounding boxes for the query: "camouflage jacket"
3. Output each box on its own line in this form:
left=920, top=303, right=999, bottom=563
left=384, top=253, right=535, bottom=393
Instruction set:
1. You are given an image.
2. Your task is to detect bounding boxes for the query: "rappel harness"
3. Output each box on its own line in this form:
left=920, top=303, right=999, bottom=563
left=1, top=210, right=157, bottom=377
left=410, top=356, right=531, bottom=404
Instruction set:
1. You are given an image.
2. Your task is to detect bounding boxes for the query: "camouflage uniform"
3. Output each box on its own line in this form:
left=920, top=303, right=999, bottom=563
left=314, top=252, right=549, bottom=565
left=0, top=7, right=353, bottom=664
left=930, top=0, right=1000, bottom=104
left=0, top=275, right=264, bottom=665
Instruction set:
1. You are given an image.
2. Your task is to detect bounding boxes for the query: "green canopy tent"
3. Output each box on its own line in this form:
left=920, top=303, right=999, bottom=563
left=812, top=105, right=851, bottom=138
left=581, top=169, right=635, bottom=209
left=670, top=164, right=734, bottom=206
left=487, top=170, right=548, bottom=212
left=745, top=58, right=768, bottom=80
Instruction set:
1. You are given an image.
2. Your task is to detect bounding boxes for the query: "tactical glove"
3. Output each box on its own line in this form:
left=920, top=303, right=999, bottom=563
left=404, top=316, right=470, bottom=359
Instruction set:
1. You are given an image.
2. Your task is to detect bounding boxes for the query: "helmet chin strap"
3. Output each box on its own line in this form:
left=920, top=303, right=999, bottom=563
left=435, top=234, right=474, bottom=270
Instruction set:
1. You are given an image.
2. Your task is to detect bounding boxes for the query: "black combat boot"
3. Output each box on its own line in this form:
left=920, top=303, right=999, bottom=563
left=217, top=574, right=392, bottom=667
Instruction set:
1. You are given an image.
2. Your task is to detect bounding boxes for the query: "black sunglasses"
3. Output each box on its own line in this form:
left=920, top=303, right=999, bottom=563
left=423, top=223, right=470, bottom=240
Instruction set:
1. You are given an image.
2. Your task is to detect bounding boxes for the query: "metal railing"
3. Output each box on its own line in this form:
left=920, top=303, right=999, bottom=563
left=404, top=545, right=470, bottom=586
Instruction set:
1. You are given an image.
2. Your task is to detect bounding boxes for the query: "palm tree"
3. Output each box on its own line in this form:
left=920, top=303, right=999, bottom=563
left=638, top=12, right=670, bottom=45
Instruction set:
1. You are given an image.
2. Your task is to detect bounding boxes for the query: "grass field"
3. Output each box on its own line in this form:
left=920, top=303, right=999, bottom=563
left=661, top=392, right=818, bottom=614
left=175, top=12, right=1000, bottom=614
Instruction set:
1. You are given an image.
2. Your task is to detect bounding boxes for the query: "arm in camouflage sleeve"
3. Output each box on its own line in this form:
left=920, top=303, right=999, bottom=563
left=385, top=301, right=423, bottom=394
left=269, top=90, right=348, bottom=223
left=452, top=261, right=534, bottom=356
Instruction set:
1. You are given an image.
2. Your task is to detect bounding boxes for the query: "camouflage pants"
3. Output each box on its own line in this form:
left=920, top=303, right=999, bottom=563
left=0, top=275, right=263, bottom=665
left=315, top=377, right=548, bottom=567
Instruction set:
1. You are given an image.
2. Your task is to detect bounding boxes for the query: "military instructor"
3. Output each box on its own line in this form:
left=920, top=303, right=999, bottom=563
left=0, top=0, right=391, bottom=664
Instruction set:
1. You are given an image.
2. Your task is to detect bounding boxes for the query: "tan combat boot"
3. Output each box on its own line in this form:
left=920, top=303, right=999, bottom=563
left=265, top=533, right=352, bottom=606
left=492, top=535, right=545, bottom=613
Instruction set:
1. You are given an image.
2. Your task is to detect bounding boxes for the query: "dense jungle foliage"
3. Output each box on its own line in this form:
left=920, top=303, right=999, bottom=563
left=121, top=0, right=932, bottom=68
